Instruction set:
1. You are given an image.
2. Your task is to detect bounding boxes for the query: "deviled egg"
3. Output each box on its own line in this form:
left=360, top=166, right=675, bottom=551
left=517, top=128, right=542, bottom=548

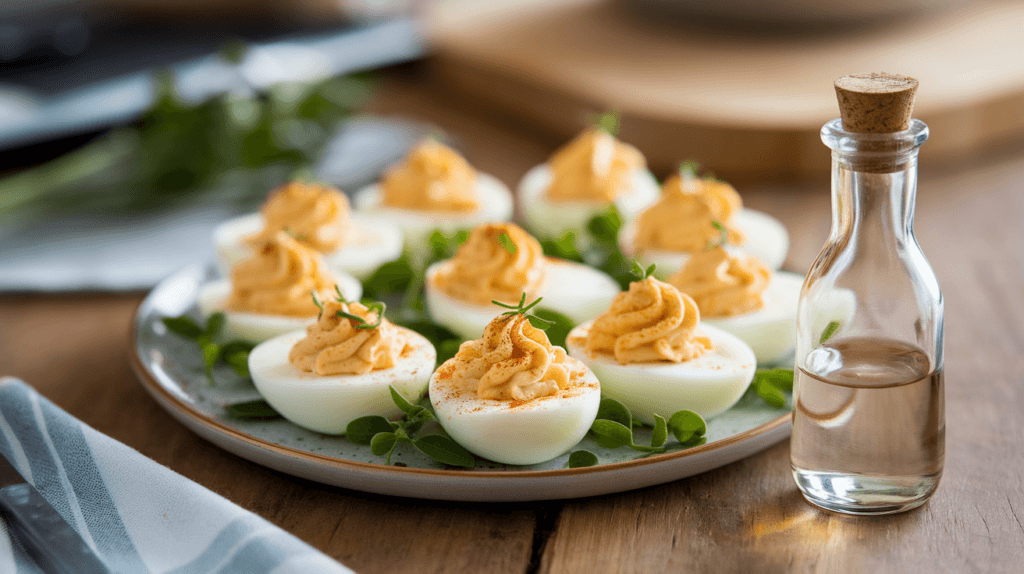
left=430, top=309, right=601, bottom=465
left=213, top=180, right=403, bottom=280
left=424, top=222, right=621, bottom=340
left=517, top=126, right=659, bottom=242
left=197, top=232, right=362, bottom=343
left=566, top=275, right=756, bottom=423
left=668, top=246, right=803, bottom=365
left=619, top=170, right=789, bottom=273
left=249, top=297, right=435, bottom=434
left=353, top=139, right=513, bottom=256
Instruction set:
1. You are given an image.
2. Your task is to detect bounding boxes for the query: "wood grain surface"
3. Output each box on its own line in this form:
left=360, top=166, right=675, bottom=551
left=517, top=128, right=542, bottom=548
left=2, top=72, right=1023, bottom=573
left=429, top=0, right=1024, bottom=182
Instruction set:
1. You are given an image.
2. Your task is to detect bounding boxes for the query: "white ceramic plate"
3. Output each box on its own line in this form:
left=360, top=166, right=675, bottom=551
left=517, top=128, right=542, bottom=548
left=131, top=265, right=792, bottom=501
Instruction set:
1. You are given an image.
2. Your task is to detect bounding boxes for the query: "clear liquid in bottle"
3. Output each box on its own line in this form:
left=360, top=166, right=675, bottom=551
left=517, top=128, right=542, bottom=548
left=791, top=336, right=944, bottom=515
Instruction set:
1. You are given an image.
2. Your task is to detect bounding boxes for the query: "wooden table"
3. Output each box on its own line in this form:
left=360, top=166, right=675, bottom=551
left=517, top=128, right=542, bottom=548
left=2, top=71, right=1023, bottom=573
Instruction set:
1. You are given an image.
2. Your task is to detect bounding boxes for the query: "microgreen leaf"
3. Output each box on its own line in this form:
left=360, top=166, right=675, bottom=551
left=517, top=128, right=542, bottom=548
left=594, top=110, right=621, bottom=136
left=540, top=231, right=582, bottom=262
left=362, top=255, right=415, bottom=298
left=204, top=312, right=226, bottom=338
left=529, top=308, right=575, bottom=348
left=567, top=450, right=599, bottom=468
left=413, top=435, right=476, bottom=468
left=370, top=432, right=399, bottom=456
left=220, top=340, right=254, bottom=377
left=162, top=316, right=203, bottom=339
left=224, top=399, right=282, bottom=420
left=498, top=232, right=517, bottom=255
left=346, top=416, right=395, bottom=445
left=668, top=410, right=706, bottom=444
left=820, top=320, right=841, bottom=344
left=586, top=205, right=622, bottom=245
left=630, top=260, right=657, bottom=281
left=283, top=227, right=307, bottom=242
left=756, top=369, right=794, bottom=392
left=199, top=339, right=221, bottom=384
left=595, top=398, right=632, bottom=429
left=756, top=379, right=787, bottom=409
left=590, top=419, right=634, bottom=449
left=389, top=385, right=415, bottom=414
left=651, top=414, right=668, bottom=448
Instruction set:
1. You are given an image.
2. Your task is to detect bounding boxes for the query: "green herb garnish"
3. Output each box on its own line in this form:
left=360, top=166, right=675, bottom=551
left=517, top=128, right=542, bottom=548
left=498, top=232, right=517, bottom=255
left=283, top=227, right=308, bottom=242
left=346, top=386, right=475, bottom=468
left=337, top=301, right=386, bottom=330
left=679, top=160, right=701, bottom=179
left=753, top=369, right=795, bottom=409
left=630, top=260, right=657, bottom=281
left=706, top=220, right=728, bottom=251
left=162, top=312, right=254, bottom=386
left=594, top=110, right=621, bottom=136
left=819, top=320, right=841, bottom=345
left=224, top=399, right=282, bottom=420
left=492, top=293, right=552, bottom=329
left=571, top=398, right=709, bottom=466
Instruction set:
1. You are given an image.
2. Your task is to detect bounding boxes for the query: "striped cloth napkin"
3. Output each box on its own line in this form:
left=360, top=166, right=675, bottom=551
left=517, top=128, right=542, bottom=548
left=0, top=378, right=354, bottom=574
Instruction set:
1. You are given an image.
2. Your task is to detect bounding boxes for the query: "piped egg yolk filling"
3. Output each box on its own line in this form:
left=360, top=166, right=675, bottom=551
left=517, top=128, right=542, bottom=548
left=585, top=277, right=712, bottom=365
left=545, top=128, right=646, bottom=203
left=431, top=223, right=546, bottom=306
left=438, top=314, right=586, bottom=401
left=288, top=300, right=409, bottom=376
left=634, top=175, right=745, bottom=253
left=669, top=247, right=771, bottom=318
left=226, top=232, right=335, bottom=317
left=380, top=139, right=480, bottom=212
left=245, top=180, right=351, bottom=253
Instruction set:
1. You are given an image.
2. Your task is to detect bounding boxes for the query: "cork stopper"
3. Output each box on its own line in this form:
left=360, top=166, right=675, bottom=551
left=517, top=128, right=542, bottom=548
left=834, top=73, right=918, bottom=133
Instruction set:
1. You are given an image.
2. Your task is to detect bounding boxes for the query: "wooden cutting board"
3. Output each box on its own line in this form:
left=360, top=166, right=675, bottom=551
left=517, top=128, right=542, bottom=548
left=427, top=0, right=1024, bottom=182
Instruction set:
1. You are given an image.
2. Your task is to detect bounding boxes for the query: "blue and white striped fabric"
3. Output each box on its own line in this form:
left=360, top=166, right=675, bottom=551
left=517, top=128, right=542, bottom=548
left=0, top=378, right=354, bottom=574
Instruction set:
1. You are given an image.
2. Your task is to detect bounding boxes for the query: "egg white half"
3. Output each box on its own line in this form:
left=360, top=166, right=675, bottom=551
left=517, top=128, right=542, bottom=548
left=249, top=328, right=436, bottom=435
left=566, top=322, right=756, bottom=424
left=517, top=164, right=660, bottom=242
left=619, top=208, right=790, bottom=275
left=195, top=275, right=362, bottom=343
left=429, top=363, right=601, bottom=465
left=701, top=271, right=804, bottom=366
left=353, top=173, right=514, bottom=257
left=212, top=212, right=403, bottom=280
left=424, top=258, right=621, bottom=340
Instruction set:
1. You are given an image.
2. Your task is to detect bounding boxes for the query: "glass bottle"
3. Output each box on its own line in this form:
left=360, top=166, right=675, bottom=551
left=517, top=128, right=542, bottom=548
left=790, top=117, right=944, bottom=515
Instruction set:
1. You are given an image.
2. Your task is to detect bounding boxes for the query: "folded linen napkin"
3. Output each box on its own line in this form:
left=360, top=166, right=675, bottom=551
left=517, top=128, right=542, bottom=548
left=0, top=378, right=354, bottom=574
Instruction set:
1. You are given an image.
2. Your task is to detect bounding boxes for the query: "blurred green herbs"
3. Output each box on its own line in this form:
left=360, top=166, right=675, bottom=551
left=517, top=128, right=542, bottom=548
left=0, top=58, right=373, bottom=221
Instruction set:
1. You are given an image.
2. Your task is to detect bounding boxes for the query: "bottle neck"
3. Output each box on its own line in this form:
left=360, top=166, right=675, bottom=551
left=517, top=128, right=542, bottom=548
left=821, top=119, right=928, bottom=254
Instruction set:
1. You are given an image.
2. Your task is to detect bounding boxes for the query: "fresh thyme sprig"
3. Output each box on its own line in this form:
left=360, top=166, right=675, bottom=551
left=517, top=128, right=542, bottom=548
left=630, top=260, right=657, bottom=280
left=492, top=294, right=553, bottom=329
left=337, top=301, right=386, bottom=330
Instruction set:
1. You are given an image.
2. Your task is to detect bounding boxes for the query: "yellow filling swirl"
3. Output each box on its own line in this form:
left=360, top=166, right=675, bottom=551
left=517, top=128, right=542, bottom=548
left=432, top=223, right=546, bottom=306
left=226, top=232, right=335, bottom=317
left=246, top=181, right=351, bottom=253
left=585, top=277, right=712, bottom=364
left=288, top=300, right=409, bottom=376
left=546, top=128, right=646, bottom=202
left=669, top=247, right=771, bottom=318
left=380, top=139, right=480, bottom=212
left=439, top=314, right=585, bottom=401
left=634, top=175, right=745, bottom=253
